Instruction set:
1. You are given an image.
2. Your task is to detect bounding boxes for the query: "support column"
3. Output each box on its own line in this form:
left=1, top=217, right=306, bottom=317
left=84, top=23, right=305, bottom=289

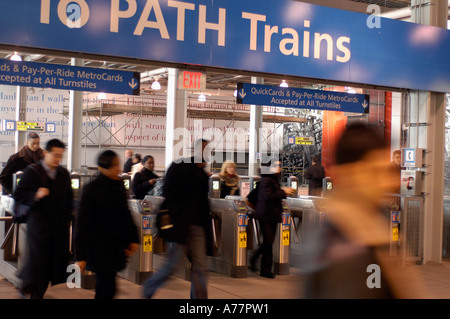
left=165, top=68, right=187, bottom=169
left=410, top=0, right=447, bottom=263
left=14, top=86, right=27, bottom=153
left=248, top=77, right=264, bottom=178
left=67, top=58, right=84, bottom=172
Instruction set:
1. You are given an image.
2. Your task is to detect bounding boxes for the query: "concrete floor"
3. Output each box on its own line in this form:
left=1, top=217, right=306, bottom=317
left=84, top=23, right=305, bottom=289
left=2, top=261, right=450, bottom=300
left=2, top=186, right=449, bottom=300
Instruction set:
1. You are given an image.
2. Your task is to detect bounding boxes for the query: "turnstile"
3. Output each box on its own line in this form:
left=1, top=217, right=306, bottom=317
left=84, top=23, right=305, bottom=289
left=273, top=199, right=293, bottom=275
left=209, top=198, right=249, bottom=278
left=285, top=196, right=327, bottom=269
left=225, top=195, right=296, bottom=276
left=140, top=196, right=192, bottom=280
left=144, top=195, right=251, bottom=280
left=0, top=195, right=24, bottom=288
left=119, top=198, right=156, bottom=284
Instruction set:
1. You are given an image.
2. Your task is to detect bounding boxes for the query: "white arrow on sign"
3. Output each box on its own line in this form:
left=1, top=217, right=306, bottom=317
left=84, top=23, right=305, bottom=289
left=362, top=100, right=368, bottom=109
left=129, top=78, right=138, bottom=89
left=239, top=89, right=246, bottom=99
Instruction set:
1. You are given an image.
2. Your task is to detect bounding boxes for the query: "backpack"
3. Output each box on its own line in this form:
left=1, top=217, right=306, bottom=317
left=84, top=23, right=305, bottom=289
left=245, top=181, right=260, bottom=210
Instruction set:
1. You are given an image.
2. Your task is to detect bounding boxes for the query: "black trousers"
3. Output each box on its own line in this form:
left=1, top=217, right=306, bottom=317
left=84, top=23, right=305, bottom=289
left=252, top=221, right=278, bottom=273
left=95, top=272, right=117, bottom=299
left=23, top=281, right=49, bottom=299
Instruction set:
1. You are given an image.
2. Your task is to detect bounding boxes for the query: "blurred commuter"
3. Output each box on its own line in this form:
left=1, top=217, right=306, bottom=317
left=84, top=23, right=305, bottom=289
left=75, top=150, right=139, bottom=299
left=249, top=160, right=294, bottom=279
left=218, top=160, right=240, bottom=198
left=123, top=149, right=133, bottom=174
left=302, top=123, right=426, bottom=299
left=305, top=155, right=325, bottom=197
left=0, top=132, right=43, bottom=195
left=132, top=155, right=159, bottom=200
left=13, top=139, right=72, bottom=299
left=130, top=153, right=143, bottom=180
left=143, top=139, right=214, bottom=299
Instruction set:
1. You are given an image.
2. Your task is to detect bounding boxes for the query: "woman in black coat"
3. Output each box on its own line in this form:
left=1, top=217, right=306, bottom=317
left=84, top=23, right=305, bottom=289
left=75, top=150, right=139, bottom=299
left=132, top=155, right=159, bottom=200
left=250, top=161, right=294, bottom=278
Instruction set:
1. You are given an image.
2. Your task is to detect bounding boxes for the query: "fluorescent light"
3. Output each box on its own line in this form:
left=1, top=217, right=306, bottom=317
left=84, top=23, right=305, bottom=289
left=151, top=80, right=161, bottom=90
left=198, top=93, right=206, bottom=102
left=10, top=52, right=21, bottom=61
left=280, top=80, right=288, bottom=88
left=346, top=86, right=356, bottom=94
left=233, top=89, right=238, bottom=97
left=98, top=93, right=107, bottom=100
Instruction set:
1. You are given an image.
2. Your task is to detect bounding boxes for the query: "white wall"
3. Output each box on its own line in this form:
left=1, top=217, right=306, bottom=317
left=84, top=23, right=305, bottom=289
left=0, top=85, right=285, bottom=173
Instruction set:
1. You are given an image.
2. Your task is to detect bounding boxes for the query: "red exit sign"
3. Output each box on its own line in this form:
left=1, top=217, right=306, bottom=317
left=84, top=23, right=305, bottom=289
left=178, top=70, right=206, bottom=91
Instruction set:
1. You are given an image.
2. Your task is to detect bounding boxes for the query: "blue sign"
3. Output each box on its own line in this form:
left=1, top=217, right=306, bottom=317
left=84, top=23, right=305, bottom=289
left=236, top=83, right=369, bottom=113
left=3, top=120, right=15, bottom=131
left=142, top=216, right=151, bottom=230
left=46, top=122, right=56, bottom=133
left=0, top=58, right=140, bottom=95
left=403, top=148, right=416, bottom=166
left=288, top=136, right=295, bottom=145
left=0, top=1, right=448, bottom=93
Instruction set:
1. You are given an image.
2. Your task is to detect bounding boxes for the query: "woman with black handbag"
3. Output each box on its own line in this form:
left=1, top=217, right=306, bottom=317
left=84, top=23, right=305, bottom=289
left=74, top=150, right=139, bottom=299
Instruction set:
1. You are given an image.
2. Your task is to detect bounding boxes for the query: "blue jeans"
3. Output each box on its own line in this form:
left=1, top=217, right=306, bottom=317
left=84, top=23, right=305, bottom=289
left=143, top=225, right=208, bottom=299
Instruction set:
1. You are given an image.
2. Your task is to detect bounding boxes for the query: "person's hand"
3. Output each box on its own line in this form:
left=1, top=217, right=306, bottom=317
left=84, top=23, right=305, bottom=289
left=282, top=187, right=295, bottom=196
left=125, top=243, right=139, bottom=256
left=149, top=178, right=156, bottom=186
left=34, top=187, right=50, bottom=201
left=76, top=260, right=86, bottom=273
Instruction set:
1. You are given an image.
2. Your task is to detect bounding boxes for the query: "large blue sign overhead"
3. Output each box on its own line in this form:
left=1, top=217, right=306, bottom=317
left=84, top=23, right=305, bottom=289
left=236, top=83, right=370, bottom=113
left=0, top=58, right=140, bottom=95
left=0, top=0, right=448, bottom=93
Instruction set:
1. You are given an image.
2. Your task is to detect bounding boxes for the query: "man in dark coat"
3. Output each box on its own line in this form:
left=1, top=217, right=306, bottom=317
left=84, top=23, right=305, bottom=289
left=143, top=139, right=213, bottom=299
left=13, top=139, right=72, bottom=299
left=250, top=161, right=294, bottom=278
left=0, top=132, right=43, bottom=195
left=132, top=155, right=159, bottom=199
left=123, top=149, right=133, bottom=174
left=305, top=155, right=325, bottom=197
left=75, top=150, right=139, bottom=299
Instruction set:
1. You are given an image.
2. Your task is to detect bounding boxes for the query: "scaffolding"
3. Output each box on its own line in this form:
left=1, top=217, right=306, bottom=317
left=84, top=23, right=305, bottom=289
left=61, top=92, right=308, bottom=173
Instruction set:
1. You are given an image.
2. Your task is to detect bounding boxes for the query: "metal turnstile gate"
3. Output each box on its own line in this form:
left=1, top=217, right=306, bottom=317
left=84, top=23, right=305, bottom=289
left=119, top=198, right=156, bottom=284
left=209, top=198, right=249, bottom=278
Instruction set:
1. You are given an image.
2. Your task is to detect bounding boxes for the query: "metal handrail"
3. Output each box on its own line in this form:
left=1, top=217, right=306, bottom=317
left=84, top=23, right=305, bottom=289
left=290, top=213, right=300, bottom=244
left=0, top=223, right=15, bottom=250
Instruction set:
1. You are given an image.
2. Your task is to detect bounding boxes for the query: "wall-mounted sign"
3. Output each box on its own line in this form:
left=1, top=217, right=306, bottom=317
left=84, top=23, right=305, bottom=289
left=288, top=136, right=295, bottom=145
left=295, top=137, right=315, bottom=145
left=3, top=120, right=15, bottom=131
left=0, top=58, right=140, bottom=95
left=236, top=83, right=370, bottom=113
left=402, top=148, right=424, bottom=168
left=16, top=121, right=45, bottom=132
left=45, top=122, right=56, bottom=133
left=178, top=70, right=206, bottom=91
left=0, top=1, right=447, bottom=92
